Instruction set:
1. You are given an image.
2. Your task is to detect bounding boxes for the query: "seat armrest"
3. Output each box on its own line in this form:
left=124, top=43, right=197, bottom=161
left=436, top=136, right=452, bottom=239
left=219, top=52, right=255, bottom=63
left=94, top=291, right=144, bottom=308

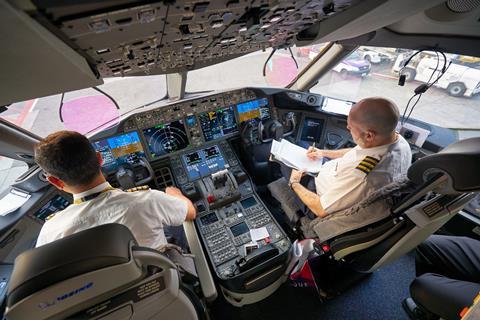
left=183, top=221, right=217, bottom=302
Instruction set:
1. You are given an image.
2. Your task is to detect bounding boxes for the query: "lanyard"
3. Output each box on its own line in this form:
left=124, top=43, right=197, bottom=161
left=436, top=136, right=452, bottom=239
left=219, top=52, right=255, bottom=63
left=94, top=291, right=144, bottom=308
left=73, top=186, right=115, bottom=205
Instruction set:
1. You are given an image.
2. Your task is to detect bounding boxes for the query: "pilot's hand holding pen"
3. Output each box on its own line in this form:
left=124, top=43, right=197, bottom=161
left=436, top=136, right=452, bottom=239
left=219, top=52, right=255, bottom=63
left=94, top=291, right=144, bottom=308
left=306, top=142, right=323, bottom=160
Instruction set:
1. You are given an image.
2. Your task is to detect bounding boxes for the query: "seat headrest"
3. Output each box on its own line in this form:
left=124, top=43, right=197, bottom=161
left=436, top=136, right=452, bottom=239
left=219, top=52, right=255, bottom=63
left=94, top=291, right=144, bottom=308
left=7, top=223, right=136, bottom=308
left=408, top=137, right=480, bottom=192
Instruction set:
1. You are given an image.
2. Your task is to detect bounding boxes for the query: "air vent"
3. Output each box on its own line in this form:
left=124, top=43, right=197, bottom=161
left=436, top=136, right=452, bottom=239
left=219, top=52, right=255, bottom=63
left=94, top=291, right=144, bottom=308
left=447, top=0, right=480, bottom=13
left=306, top=95, right=317, bottom=105
left=38, top=170, right=48, bottom=182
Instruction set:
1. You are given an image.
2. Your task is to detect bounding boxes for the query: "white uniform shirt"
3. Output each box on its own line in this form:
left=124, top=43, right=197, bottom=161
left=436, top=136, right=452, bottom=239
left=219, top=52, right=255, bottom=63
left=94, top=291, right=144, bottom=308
left=36, top=182, right=188, bottom=248
left=314, top=135, right=411, bottom=214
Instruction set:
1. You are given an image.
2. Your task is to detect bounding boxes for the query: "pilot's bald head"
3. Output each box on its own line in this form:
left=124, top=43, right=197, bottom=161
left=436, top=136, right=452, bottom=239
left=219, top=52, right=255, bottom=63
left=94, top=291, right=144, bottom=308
left=350, top=97, right=399, bottom=137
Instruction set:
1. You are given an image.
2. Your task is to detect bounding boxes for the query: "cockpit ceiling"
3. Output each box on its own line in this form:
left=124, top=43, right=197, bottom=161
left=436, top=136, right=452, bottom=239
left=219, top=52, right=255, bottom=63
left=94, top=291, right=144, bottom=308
left=27, top=0, right=359, bottom=77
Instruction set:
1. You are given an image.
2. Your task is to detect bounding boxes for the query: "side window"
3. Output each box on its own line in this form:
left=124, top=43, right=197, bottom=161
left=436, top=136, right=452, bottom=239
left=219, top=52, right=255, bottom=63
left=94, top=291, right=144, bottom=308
left=0, top=157, right=29, bottom=194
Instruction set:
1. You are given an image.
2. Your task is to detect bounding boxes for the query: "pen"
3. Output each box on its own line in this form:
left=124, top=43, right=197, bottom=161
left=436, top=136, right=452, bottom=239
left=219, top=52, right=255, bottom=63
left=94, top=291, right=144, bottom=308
left=312, top=142, right=315, bottom=151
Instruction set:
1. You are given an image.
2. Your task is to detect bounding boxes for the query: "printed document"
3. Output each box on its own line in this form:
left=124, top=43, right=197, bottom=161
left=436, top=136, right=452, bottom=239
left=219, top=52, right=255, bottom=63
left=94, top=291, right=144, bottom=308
left=270, top=139, right=323, bottom=174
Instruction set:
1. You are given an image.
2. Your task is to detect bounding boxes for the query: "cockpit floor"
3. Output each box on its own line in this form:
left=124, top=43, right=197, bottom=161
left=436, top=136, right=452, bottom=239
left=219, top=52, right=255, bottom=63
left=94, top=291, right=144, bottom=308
left=210, top=252, right=414, bottom=320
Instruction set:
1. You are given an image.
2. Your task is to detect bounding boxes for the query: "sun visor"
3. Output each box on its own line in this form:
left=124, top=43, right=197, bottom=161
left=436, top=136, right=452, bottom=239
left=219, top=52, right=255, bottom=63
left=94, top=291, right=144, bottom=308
left=0, top=1, right=102, bottom=106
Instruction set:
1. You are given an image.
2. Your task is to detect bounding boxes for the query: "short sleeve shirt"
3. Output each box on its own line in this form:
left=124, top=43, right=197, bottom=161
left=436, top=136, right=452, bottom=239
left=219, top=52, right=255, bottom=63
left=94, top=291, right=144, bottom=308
left=314, top=135, right=411, bottom=214
left=36, top=184, right=188, bottom=248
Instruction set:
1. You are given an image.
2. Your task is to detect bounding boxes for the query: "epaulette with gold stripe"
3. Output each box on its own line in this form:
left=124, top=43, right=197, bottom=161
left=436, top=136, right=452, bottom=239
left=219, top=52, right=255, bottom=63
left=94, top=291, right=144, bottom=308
left=125, top=185, right=150, bottom=192
left=355, top=156, right=379, bottom=174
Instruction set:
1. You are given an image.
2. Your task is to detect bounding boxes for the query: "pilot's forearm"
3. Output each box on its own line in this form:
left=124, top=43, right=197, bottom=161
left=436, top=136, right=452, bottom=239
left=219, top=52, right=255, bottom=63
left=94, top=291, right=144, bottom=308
left=291, top=183, right=327, bottom=218
left=322, top=148, right=352, bottom=159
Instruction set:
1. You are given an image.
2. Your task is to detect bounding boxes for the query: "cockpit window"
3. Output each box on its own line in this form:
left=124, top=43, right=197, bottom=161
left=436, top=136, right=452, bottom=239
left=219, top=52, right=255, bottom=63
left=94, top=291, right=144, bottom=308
left=0, top=75, right=167, bottom=137
left=186, top=49, right=304, bottom=91
left=307, top=46, right=480, bottom=140
left=0, top=158, right=28, bottom=194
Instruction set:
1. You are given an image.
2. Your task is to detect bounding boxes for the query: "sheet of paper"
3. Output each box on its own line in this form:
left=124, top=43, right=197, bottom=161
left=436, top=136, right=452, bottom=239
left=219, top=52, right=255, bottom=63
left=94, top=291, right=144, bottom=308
left=396, top=122, right=430, bottom=148
left=0, top=190, right=31, bottom=216
left=322, top=98, right=353, bottom=116
left=270, top=139, right=323, bottom=174
left=250, top=227, right=270, bottom=241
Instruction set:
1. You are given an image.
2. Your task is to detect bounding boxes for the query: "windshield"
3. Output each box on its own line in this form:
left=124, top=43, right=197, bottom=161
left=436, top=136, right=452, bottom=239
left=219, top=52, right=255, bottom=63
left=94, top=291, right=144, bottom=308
left=304, top=45, right=480, bottom=139
left=186, top=49, right=303, bottom=91
left=0, top=75, right=167, bottom=138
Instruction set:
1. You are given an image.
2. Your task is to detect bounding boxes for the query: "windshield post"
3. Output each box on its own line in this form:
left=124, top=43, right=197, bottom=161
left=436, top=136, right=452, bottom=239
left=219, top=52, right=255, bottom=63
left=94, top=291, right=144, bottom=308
left=288, top=43, right=357, bottom=91
left=166, top=72, right=187, bottom=101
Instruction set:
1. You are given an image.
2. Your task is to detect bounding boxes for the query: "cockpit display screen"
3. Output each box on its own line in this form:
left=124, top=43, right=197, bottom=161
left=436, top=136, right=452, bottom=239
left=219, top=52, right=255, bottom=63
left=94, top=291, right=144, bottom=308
left=200, top=212, right=219, bottom=226
left=33, top=195, right=70, bottom=222
left=237, top=98, right=269, bottom=123
left=143, top=120, right=189, bottom=159
left=230, top=222, right=249, bottom=237
left=300, top=117, right=325, bottom=143
left=199, top=106, right=238, bottom=142
left=92, top=131, right=145, bottom=172
left=182, top=145, right=226, bottom=180
left=240, top=197, right=257, bottom=209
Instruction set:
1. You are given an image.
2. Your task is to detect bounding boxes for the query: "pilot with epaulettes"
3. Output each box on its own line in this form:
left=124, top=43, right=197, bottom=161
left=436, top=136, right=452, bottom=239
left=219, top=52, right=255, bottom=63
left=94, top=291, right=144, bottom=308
left=34, top=131, right=196, bottom=249
left=288, top=97, right=412, bottom=217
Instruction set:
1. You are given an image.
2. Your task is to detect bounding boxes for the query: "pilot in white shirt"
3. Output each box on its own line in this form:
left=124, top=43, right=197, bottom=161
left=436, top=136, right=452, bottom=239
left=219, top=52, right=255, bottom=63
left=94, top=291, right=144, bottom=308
left=34, top=131, right=196, bottom=248
left=289, top=97, right=411, bottom=217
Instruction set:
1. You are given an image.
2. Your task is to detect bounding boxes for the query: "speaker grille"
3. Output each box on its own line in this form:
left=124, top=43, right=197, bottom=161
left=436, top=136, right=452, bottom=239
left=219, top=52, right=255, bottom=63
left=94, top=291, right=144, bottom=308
left=447, top=0, right=480, bottom=13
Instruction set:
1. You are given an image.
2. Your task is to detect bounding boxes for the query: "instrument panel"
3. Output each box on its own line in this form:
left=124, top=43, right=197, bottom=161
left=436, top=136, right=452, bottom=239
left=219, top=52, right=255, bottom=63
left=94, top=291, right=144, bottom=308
left=93, top=89, right=273, bottom=172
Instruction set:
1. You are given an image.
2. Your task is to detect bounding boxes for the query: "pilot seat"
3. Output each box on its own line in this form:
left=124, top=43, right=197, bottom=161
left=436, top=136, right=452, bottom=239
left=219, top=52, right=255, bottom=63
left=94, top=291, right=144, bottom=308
left=4, top=223, right=208, bottom=320
left=278, top=137, right=480, bottom=281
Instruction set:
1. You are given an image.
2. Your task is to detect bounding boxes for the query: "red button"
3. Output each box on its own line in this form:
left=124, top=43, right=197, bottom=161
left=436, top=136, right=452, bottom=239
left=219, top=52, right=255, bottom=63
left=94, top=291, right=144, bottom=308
left=265, top=237, right=271, bottom=244
left=207, top=194, right=215, bottom=203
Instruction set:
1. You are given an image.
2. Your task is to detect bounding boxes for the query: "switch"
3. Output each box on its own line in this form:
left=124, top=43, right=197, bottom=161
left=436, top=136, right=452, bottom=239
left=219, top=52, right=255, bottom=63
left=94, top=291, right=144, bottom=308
left=207, top=194, right=216, bottom=203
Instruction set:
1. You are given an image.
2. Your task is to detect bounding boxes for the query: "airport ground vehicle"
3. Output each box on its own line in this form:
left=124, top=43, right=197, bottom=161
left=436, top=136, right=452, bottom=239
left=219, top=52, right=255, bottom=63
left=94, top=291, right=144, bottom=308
left=392, top=52, right=480, bottom=97
left=1, top=1, right=480, bottom=320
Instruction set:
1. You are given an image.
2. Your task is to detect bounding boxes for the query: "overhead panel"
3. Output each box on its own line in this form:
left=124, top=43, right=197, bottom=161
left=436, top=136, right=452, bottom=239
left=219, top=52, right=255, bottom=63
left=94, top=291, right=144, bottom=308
left=30, top=0, right=359, bottom=77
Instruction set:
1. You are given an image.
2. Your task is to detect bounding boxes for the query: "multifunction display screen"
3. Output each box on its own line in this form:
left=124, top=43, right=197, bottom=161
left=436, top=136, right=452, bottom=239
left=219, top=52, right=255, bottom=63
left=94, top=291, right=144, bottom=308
left=230, top=222, right=249, bottom=237
left=182, top=145, right=226, bottom=180
left=300, top=117, right=325, bottom=143
left=143, top=120, right=189, bottom=159
left=237, top=98, right=269, bottom=123
left=200, top=212, right=219, bottom=226
left=199, top=106, right=238, bottom=142
left=33, top=195, right=70, bottom=222
left=240, top=197, right=257, bottom=209
left=92, top=131, right=146, bottom=172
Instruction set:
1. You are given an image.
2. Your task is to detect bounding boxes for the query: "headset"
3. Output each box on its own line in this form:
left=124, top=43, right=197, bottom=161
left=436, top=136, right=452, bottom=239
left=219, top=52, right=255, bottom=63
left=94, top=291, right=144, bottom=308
left=398, top=49, right=452, bottom=125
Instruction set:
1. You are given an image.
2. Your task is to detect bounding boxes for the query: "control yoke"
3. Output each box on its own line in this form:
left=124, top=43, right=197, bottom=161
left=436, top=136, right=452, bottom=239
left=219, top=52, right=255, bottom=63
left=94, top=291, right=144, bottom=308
left=116, top=156, right=154, bottom=190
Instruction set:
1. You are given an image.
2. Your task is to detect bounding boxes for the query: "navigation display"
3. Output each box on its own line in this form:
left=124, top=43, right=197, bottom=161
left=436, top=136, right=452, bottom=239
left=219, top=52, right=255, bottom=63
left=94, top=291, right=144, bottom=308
left=199, top=106, right=238, bottom=142
left=143, top=120, right=189, bottom=159
left=92, top=131, right=145, bottom=172
left=300, top=117, right=325, bottom=143
left=33, top=195, right=70, bottom=222
left=237, top=98, right=269, bottom=123
left=182, top=145, right=226, bottom=180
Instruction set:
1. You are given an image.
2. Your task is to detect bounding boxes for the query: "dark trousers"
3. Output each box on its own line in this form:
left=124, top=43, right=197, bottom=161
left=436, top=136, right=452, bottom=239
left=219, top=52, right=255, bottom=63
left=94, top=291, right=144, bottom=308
left=280, top=164, right=317, bottom=219
left=411, top=235, right=480, bottom=320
